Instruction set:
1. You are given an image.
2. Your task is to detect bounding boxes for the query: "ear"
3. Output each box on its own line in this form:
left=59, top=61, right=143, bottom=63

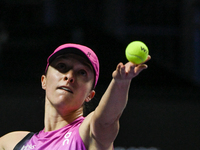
left=85, top=90, right=95, bottom=102
left=41, top=75, right=47, bottom=90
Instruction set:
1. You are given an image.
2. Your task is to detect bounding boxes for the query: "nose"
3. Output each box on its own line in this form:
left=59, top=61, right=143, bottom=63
left=64, top=70, right=74, bottom=83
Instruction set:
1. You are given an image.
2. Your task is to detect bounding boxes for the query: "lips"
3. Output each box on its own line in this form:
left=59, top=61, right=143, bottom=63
left=58, top=86, right=73, bottom=93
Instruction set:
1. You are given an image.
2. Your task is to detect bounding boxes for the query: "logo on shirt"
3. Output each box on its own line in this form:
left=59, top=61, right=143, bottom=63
left=62, top=132, right=72, bottom=146
left=21, top=144, right=36, bottom=150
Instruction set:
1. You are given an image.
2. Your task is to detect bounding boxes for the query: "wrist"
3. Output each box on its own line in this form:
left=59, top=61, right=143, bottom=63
left=112, top=78, right=131, bottom=88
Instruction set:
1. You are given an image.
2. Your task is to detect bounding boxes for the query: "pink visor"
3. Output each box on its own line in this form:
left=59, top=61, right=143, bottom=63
left=45, top=43, right=99, bottom=88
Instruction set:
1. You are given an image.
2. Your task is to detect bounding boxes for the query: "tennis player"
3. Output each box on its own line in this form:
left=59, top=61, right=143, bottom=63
left=0, top=43, right=150, bottom=150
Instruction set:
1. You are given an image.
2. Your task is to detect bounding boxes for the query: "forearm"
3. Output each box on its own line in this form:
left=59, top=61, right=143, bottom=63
left=94, top=78, right=131, bottom=125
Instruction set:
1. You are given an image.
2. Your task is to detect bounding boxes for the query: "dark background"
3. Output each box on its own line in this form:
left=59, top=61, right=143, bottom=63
left=0, top=1, right=200, bottom=150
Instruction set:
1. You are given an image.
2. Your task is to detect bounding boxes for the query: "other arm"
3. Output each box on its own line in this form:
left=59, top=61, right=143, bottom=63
left=0, top=131, right=30, bottom=150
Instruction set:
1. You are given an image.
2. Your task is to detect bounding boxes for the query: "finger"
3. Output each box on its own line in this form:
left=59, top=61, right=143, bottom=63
left=120, top=64, right=126, bottom=76
left=116, top=63, right=126, bottom=76
left=126, top=63, right=135, bottom=74
left=116, top=62, right=123, bottom=70
left=125, top=62, right=137, bottom=68
left=116, top=63, right=122, bottom=74
left=143, top=55, right=151, bottom=63
left=135, top=64, right=148, bottom=74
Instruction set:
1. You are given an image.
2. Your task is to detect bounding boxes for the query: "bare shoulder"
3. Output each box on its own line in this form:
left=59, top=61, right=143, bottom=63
left=0, top=131, right=30, bottom=150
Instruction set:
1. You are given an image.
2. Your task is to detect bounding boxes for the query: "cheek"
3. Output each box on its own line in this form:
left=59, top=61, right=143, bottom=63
left=78, top=75, right=94, bottom=89
left=45, top=73, right=60, bottom=91
left=78, top=82, right=93, bottom=98
left=78, top=78, right=93, bottom=90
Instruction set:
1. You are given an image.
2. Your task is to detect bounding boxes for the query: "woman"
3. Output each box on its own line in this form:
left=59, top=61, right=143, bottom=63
left=0, top=43, right=150, bottom=150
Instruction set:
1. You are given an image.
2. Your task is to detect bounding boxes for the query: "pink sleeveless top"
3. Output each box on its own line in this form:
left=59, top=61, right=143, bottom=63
left=21, top=116, right=86, bottom=150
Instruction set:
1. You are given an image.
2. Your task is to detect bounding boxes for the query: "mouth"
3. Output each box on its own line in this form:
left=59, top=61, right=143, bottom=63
left=58, top=86, right=73, bottom=93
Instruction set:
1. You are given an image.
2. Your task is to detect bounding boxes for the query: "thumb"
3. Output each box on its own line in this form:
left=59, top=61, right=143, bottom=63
left=135, top=64, right=148, bottom=74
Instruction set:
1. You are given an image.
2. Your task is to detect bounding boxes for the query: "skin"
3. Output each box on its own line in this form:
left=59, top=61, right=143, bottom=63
left=0, top=53, right=151, bottom=150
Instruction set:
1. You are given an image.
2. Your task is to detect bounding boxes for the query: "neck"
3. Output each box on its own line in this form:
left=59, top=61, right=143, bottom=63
left=44, top=99, right=83, bottom=132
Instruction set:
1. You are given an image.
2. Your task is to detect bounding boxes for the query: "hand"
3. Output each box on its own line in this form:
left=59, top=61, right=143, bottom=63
left=112, top=55, right=151, bottom=81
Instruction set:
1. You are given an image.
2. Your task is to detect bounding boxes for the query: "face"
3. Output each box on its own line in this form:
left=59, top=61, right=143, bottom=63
left=41, top=54, right=95, bottom=113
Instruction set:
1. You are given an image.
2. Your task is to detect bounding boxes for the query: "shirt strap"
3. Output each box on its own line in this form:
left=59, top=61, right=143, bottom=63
left=13, top=132, right=35, bottom=150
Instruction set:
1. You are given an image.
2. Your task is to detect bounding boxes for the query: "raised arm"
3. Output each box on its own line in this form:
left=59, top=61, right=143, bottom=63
left=89, top=56, right=151, bottom=149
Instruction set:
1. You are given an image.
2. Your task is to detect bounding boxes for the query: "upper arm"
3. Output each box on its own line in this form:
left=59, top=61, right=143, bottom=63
left=0, top=131, right=30, bottom=150
left=91, top=110, right=120, bottom=147
left=80, top=112, right=119, bottom=150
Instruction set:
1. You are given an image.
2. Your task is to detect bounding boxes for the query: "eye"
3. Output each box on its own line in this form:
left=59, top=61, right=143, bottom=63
left=56, top=63, right=66, bottom=71
left=79, top=69, right=87, bottom=76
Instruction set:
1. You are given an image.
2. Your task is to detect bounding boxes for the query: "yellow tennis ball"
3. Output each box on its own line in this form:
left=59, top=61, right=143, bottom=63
left=125, top=41, right=149, bottom=64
